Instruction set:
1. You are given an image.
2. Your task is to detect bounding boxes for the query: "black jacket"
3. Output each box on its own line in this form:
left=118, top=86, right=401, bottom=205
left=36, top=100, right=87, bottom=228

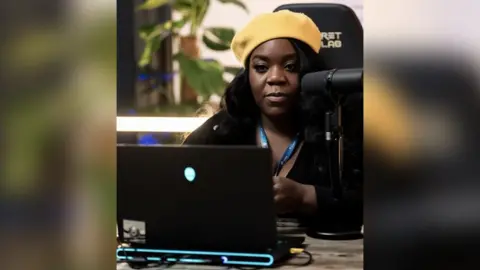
left=183, top=110, right=363, bottom=233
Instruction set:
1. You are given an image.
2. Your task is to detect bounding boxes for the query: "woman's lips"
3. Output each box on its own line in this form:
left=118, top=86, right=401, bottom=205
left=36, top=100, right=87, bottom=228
left=265, top=94, right=289, bottom=103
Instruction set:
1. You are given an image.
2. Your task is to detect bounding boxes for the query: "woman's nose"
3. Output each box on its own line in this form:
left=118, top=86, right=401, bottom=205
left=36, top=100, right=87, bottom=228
left=266, top=67, right=287, bottom=86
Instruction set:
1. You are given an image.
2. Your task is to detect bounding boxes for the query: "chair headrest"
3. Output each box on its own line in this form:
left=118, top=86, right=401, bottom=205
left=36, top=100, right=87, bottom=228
left=274, top=3, right=363, bottom=70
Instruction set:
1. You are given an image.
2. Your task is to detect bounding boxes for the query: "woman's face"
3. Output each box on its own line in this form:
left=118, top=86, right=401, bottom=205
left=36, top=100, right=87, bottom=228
left=248, top=39, right=299, bottom=119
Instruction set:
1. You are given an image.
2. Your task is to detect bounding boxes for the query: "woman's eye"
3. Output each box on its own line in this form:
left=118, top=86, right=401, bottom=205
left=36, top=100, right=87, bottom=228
left=285, top=63, right=296, bottom=72
left=254, top=65, right=268, bottom=73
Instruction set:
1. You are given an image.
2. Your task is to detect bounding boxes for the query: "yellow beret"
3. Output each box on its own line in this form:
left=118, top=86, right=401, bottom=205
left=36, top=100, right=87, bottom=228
left=231, top=10, right=322, bottom=66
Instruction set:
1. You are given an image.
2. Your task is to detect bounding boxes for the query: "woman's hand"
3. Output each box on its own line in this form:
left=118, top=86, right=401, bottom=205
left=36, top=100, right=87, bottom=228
left=273, top=176, right=307, bottom=214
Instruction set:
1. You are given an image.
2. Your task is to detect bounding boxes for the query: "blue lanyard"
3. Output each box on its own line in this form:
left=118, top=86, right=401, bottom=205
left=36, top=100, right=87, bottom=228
left=259, top=126, right=300, bottom=176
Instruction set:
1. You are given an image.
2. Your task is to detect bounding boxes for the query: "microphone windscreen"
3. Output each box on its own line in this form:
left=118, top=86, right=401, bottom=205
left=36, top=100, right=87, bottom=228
left=301, top=71, right=329, bottom=95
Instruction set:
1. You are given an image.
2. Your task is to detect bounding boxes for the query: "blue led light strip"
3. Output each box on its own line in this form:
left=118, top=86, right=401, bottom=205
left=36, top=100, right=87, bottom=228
left=116, top=247, right=274, bottom=267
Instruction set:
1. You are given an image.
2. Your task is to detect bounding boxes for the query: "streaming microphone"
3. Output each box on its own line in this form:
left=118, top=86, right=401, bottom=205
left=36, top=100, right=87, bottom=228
left=301, top=68, right=363, bottom=96
left=300, top=68, right=363, bottom=203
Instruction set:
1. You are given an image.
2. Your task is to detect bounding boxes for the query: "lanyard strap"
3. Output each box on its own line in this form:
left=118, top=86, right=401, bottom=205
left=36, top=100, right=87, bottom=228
left=259, top=126, right=300, bottom=176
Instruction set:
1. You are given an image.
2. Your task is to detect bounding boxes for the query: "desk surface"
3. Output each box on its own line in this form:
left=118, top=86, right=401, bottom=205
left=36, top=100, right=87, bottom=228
left=117, top=236, right=363, bottom=270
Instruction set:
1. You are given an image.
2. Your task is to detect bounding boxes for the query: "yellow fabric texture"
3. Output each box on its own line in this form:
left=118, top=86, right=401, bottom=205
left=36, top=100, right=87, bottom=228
left=231, top=10, right=322, bottom=66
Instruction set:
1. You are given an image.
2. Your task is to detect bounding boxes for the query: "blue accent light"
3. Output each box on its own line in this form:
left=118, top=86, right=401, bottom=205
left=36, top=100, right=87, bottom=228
left=116, top=247, right=274, bottom=267
left=138, top=134, right=158, bottom=145
left=138, top=74, right=150, bottom=81
left=179, top=258, right=208, bottom=263
left=138, top=72, right=175, bottom=83
left=145, top=258, right=208, bottom=263
left=184, top=167, right=196, bottom=182
left=160, top=73, right=174, bottom=82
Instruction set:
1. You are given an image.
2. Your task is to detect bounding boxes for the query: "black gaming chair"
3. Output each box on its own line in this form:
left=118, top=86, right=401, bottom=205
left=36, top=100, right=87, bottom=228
left=274, top=3, right=362, bottom=69
left=274, top=4, right=363, bottom=240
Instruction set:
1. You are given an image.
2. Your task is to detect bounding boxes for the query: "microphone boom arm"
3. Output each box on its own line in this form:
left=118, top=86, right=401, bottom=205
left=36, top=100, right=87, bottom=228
left=302, top=68, right=363, bottom=200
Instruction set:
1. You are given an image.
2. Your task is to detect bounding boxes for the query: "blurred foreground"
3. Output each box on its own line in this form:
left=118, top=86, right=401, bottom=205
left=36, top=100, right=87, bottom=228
left=364, top=0, right=480, bottom=269
left=1, top=0, right=116, bottom=269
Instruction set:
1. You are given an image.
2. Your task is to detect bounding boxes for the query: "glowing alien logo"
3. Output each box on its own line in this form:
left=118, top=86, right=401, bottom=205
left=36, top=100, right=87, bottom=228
left=184, top=167, right=196, bottom=182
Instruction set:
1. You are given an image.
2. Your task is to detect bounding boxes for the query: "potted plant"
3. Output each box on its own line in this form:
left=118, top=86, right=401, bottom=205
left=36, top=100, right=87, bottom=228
left=137, top=0, right=246, bottom=107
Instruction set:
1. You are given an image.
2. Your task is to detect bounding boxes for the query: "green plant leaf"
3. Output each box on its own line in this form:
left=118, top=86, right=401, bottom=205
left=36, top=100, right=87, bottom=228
left=139, top=24, right=165, bottom=40
left=172, top=0, right=194, bottom=14
left=174, top=52, right=225, bottom=98
left=216, top=0, right=249, bottom=13
left=224, top=66, right=242, bottom=76
left=139, top=18, right=187, bottom=41
left=137, top=0, right=171, bottom=10
left=202, top=27, right=235, bottom=51
left=138, top=16, right=190, bottom=68
left=171, top=0, right=210, bottom=35
left=139, top=24, right=156, bottom=40
left=138, top=36, right=163, bottom=68
left=138, top=22, right=172, bottom=68
left=171, top=17, right=189, bottom=30
left=192, top=0, right=210, bottom=32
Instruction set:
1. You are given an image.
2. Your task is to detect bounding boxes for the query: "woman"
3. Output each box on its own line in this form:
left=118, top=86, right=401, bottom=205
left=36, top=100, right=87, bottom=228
left=184, top=10, right=362, bottom=233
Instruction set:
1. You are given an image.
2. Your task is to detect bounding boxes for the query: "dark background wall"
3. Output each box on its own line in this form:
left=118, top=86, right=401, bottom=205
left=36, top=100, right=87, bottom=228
left=117, top=0, right=172, bottom=115
left=117, top=1, right=173, bottom=144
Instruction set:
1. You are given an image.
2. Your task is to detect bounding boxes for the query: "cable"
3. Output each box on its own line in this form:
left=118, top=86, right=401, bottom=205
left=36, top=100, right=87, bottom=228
left=126, top=262, right=152, bottom=269
left=270, top=249, right=314, bottom=268
left=227, top=267, right=261, bottom=270
left=117, top=248, right=178, bottom=269
left=124, top=260, right=176, bottom=269
left=307, top=229, right=363, bottom=240
left=271, top=250, right=313, bottom=267
left=291, top=250, right=313, bottom=266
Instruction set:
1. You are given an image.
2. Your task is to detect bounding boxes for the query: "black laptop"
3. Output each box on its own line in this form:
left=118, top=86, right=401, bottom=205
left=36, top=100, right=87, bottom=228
left=116, top=144, right=305, bottom=267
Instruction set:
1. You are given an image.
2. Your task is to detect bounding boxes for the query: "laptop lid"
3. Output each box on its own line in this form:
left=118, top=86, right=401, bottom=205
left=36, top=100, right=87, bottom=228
left=117, top=145, right=277, bottom=252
